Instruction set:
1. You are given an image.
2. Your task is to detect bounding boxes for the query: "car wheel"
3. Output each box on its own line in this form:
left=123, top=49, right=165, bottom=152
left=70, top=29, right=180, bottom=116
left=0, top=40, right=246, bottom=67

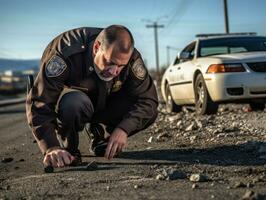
left=194, top=74, right=218, bottom=115
left=249, top=102, right=265, bottom=111
left=165, top=84, right=182, bottom=113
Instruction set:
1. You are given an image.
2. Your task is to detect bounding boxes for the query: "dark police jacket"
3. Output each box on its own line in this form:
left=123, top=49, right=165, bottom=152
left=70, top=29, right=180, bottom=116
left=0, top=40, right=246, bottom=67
left=26, top=27, right=158, bottom=154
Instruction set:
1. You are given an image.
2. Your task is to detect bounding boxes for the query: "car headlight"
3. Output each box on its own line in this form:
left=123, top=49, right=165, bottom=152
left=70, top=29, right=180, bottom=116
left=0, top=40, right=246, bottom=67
left=207, top=63, right=246, bottom=73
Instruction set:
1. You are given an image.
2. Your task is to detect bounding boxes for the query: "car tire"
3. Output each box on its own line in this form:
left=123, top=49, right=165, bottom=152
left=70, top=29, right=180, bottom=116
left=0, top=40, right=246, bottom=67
left=165, top=84, right=182, bottom=113
left=249, top=102, right=265, bottom=111
left=194, top=74, right=218, bottom=115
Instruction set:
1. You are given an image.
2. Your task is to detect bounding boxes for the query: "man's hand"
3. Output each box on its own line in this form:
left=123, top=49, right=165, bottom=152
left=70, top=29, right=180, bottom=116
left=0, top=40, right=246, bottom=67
left=105, top=128, right=128, bottom=160
left=43, top=147, right=75, bottom=168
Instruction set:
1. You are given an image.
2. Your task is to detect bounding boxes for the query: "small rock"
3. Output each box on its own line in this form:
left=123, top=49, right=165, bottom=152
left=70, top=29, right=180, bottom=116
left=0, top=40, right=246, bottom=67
left=156, top=174, right=166, bottom=180
left=176, top=120, right=182, bottom=127
left=189, top=174, right=208, bottom=182
left=106, top=186, right=110, bottom=191
left=19, top=159, right=25, bottom=162
left=134, top=185, right=139, bottom=189
left=86, top=161, right=98, bottom=170
left=1, top=157, right=13, bottom=163
left=192, top=183, right=198, bottom=189
left=233, top=181, right=246, bottom=188
left=190, top=135, right=197, bottom=142
left=168, top=115, right=181, bottom=122
left=242, top=190, right=264, bottom=200
left=148, top=136, right=153, bottom=143
left=185, top=122, right=196, bottom=131
left=156, top=132, right=170, bottom=140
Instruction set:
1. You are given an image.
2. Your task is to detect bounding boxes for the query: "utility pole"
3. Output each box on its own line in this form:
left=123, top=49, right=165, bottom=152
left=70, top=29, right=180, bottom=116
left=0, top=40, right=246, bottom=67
left=146, top=22, right=164, bottom=75
left=223, top=0, right=230, bottom=33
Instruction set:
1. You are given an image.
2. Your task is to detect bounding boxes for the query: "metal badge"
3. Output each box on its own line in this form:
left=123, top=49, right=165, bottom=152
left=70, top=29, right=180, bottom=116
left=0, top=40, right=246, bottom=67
left=111, top=80, right=122, bottom=92
left=45, top=55, right=67, bottom=77
left=131, top=58, right=146, bottom=80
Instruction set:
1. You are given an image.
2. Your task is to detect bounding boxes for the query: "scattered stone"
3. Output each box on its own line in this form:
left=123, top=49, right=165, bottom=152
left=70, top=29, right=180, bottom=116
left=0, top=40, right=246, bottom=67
left=85, top=161, right=98, bottom=170
left=192, top=183, right=198, bottom=189
left=168, top=115, right=181, bottom=122
left=233, top=181, right=246, bottom=188
left=134, top=185, right=139, bottom=189
left=156, top=174, right=166, bottom=180
left=190, top=135, right=197, bottom=143
left=189, top=174, right=208, bottom=182
left=19, top=159, right=25, bottom=162
left=185, top=122, right=196, bottom=131
left=1, top=157, right=13, bottom=163
left=242, top=190, right=264, bottom=200
left=246, top=183, right=254, bottom=188
left=14, top=166, right=19, bottom=170
left=156, top=132, right=170, bottom=140
left=106, top=186, right=110, bottom=191
left=148, top=136, right=153, bottom=143
left=176, top=120, right=182, bottom=127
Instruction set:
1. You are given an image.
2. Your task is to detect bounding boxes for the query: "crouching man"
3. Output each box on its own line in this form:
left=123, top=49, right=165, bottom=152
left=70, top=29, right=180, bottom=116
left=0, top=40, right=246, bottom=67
left=26, top=25, right=158, bottom=168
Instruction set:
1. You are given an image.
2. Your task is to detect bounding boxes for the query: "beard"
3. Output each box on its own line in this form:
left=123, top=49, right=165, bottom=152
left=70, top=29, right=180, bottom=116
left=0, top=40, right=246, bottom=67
left=93, top=63, right=114, bottom=82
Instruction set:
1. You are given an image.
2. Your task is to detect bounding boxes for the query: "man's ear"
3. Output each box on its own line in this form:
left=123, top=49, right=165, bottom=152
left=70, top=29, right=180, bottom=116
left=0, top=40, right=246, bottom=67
left=93, top=40, right=101, bottom=55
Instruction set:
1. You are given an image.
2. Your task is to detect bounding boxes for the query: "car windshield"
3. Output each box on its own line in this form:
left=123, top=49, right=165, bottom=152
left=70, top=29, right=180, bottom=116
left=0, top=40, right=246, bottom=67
left=199, top=37, right=266, bottom=57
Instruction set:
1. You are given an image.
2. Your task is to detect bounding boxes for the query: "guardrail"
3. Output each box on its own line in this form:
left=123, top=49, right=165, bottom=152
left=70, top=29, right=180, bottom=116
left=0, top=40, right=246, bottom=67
left=0, top=97, right=26, bottom=107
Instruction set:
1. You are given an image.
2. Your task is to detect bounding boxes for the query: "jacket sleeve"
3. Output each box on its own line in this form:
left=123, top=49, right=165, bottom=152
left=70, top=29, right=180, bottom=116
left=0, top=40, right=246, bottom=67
left=26, top=53, right=70, bottom=155
left=116, top=53, right=158, bottom=135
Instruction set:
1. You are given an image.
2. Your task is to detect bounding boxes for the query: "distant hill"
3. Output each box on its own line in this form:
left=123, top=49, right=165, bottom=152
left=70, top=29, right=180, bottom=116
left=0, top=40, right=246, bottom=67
left=0, top=58, right=40, bottom=72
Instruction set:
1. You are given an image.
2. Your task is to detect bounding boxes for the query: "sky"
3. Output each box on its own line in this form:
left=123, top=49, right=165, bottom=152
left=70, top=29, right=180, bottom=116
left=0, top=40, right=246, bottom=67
left=0, top=0, right=265, bottom=69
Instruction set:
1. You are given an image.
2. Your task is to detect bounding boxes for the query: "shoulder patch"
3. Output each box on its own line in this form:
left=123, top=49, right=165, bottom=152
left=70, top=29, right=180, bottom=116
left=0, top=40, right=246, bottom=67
left=45, top=55, right=67, bottom=77
left=131, top=58, right=146, bottom=80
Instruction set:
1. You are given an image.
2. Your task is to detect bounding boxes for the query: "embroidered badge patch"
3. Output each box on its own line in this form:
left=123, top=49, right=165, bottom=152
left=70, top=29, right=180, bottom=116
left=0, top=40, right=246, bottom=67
left=45, top=55, right=67, bottom=77
left=131, top=58, right=146, bottom=80
left=111, top=80, right=122, bottom=92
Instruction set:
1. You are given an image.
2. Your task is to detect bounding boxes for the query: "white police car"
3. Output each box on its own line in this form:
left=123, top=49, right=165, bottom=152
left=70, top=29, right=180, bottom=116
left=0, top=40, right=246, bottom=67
left=161, top=33, right=266, bottom=114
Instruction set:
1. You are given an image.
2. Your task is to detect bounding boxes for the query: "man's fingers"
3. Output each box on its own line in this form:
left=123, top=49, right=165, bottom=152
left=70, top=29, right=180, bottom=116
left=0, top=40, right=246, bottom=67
left=57, top=154, right=65, bottom=167
left=50, top=153, right=58, bottom=167
left=109, top=143, right=118, bottom=160
left=117, top=144, right=124, bottom=155
left=43, top=155, right=51, bottom=166
left=105, top=140, right=113, bottom=159
left=62, top=154, right=71, bottom=165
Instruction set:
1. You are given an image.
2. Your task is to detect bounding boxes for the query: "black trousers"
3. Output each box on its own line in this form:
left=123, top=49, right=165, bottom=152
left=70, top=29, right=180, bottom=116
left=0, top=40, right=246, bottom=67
left=56, top=89, right=156, bottom=153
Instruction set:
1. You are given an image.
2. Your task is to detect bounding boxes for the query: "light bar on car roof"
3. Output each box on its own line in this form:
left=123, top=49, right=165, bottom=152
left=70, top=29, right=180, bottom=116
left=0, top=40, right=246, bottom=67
left=196, top=32, right=257, bottom=38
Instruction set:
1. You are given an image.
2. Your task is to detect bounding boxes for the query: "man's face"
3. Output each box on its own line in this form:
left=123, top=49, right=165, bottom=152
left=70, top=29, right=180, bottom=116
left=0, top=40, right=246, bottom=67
left=93, top=41, right=132, bottom=81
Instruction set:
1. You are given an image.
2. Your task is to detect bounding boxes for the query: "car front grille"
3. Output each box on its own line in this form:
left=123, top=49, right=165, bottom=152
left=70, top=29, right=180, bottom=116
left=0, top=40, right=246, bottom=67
left=247, top=62, right=266, bottom=72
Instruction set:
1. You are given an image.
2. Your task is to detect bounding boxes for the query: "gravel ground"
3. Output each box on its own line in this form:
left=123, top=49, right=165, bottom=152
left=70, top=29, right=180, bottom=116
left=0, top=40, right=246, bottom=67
left=0, top=102, right=266, bottom=200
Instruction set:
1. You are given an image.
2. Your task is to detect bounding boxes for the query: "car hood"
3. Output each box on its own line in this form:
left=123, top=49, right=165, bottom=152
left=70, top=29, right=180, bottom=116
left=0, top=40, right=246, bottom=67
left=209, top=51, right=266, bottom=63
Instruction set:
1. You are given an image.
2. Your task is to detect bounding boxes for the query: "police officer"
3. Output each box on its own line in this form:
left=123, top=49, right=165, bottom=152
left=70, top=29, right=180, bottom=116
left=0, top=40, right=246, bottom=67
left=26, top=25, right=158, bottom=168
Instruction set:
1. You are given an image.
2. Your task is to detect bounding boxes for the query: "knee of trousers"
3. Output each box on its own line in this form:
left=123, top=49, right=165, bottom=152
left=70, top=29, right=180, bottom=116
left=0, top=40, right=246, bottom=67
left=58, top=91, right=94, bottom=128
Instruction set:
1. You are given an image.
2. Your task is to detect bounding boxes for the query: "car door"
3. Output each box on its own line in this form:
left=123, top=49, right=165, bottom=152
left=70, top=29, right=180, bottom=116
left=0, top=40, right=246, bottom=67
left=170, top=42, right=196, bottom=104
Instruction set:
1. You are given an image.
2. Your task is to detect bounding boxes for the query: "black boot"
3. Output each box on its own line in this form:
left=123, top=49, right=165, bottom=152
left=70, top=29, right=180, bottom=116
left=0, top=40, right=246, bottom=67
left=85, top=123, right=111, bottom=157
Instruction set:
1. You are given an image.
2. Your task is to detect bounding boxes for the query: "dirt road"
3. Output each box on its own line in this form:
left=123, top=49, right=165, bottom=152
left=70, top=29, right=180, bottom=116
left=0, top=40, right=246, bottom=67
left=0, top=103, right=266, bottom=200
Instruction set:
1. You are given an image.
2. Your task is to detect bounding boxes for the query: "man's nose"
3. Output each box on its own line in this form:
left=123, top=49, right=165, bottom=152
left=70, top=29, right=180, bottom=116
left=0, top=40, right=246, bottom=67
left=109, top=65, right=119, bottom=76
